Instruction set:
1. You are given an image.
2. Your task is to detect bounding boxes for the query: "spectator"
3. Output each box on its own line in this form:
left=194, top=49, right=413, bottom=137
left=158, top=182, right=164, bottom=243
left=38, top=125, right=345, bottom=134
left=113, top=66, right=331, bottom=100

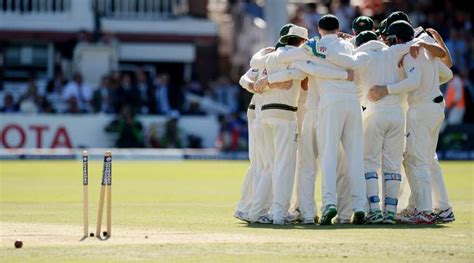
left=62, top=72, right=93, bottom=113
left=135, top=69, right=156, bottom=114
left=18, top=76, right=42, bottom=113
left=154, top=73, right=171, bottom=114
left=0, top=93, right=19, bottom=113
left=303, top=3, right=322, bottom=37
left=212, top=76, right=239, bottom=113
left=105, top=105, right=145, bottom=148
left=216, top=113, right=242, bottom=152
left=445, top=67, right=466, bottom=126
left=92, top=75, right=120, bottom=113
left=46, top=69, right=67, bottom=95
left=119, top=73, right=140, bottom=112
left=160, top=111, right=184, bottom=148
left=332, top=0, right=356, bottom=33
left=290, top=5, right=307, bottom=28
left=446, top=30, right=468, bottom=71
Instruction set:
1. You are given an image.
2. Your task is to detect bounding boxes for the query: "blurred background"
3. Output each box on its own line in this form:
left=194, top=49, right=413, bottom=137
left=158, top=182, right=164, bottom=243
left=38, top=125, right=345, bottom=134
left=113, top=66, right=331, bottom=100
left=0, top=0, right=472, bottom=159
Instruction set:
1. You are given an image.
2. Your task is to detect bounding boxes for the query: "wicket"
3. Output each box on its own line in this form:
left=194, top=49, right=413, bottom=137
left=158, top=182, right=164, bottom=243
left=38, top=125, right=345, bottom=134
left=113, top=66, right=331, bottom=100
left=82, top=151, right=88, bottom=238
left=81, top=150, right=112, bottom=239
left=96, top=151, right=112, bottom=238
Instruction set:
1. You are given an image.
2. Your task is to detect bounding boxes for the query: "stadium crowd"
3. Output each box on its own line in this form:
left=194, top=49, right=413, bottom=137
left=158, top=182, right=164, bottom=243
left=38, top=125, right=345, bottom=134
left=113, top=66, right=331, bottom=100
left=1, top=0, right=472, bottom=151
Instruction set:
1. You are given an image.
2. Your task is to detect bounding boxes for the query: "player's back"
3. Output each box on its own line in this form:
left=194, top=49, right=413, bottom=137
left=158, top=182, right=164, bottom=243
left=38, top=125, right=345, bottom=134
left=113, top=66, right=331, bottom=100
left=314, top=34, right=357, bottom=96
left=405, top=49, right=443, bottom=105
left=355, top=41, right=403, bottom=108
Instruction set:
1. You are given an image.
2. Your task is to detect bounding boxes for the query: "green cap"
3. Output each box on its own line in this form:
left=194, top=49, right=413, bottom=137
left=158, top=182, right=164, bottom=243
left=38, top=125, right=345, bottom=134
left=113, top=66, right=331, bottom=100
left=385, top=11, right=410, bottom=34
left=355, top=31, right=378, bottom=47
left=376, top=18, right=387, bottom=35
left=279, top=23, right=296, bottom=37
left=386, top=20, right=414, bottom=45
left=352, top=16, right=374, bottom=35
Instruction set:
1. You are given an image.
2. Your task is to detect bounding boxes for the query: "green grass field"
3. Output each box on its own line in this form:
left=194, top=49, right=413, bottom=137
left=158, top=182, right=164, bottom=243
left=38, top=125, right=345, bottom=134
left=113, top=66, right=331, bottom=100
left=0, top=160, right=473, bottom=262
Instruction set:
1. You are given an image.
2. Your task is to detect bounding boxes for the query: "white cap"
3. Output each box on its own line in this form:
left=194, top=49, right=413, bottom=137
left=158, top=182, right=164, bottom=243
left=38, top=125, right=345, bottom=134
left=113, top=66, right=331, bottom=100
left=279, top=26, right=309, bottom=44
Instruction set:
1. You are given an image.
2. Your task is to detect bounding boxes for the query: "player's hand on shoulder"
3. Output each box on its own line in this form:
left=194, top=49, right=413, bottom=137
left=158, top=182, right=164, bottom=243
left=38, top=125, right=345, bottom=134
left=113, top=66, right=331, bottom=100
left=409, top=44, right=421, bottom=59
left=337, top=32, right=353, bottom=40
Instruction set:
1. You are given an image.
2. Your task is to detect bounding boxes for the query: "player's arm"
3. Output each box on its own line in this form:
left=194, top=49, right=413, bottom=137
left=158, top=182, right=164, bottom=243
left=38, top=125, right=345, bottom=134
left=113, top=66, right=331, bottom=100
left=409, top=41, right=447, bottom=61
left=368, top=54, right=421, bottom=101
left=254, top=68, right=304, bottom=93
left=426, top=28, right=453, bottom=67
left=438, top=61, right=453, bottom=85
left=250, top=47, right=274, bottom=69
left=275, top=48, right=308, bottom=64
left=267, top=68, right=306, bottom=83
left=325, top=51, right=370, bottom=70
left=291, top=60, right=353, bottom=80
left=239, top=69, right=259, bottom=93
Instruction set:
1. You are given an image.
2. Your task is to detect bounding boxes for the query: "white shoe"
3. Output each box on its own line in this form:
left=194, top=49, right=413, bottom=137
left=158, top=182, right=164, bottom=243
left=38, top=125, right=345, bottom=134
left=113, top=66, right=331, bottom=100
left=396, top=208, right=416, bottom=223
left=434, top=207, right=455, bottom=223
left=256, top=215, right=273, bottom=224
left=334, top=217, right=352, bottom=224
left=233, top=211, right=250, bottom=222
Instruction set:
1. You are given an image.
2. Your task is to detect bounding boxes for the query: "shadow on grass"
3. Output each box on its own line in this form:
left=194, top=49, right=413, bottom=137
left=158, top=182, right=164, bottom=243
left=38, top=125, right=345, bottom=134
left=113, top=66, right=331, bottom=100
left=237, top=222, right=447, bottom=230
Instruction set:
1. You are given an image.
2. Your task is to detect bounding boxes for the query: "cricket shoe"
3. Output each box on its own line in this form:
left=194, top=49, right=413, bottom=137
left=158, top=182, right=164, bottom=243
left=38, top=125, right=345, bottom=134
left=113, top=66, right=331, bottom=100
left=352, top=211, right=366, bottom=225
left=383, top=211, right=396, bottom=224
left=334, top=217, right=352, bottom=224
left=434, top=207, right=455, bottom=223
left=233, top=211, right=250, bottom=223
left=256, top=215, right=273, bottom=224
left=366, top=210, right=383, bottom=224
left=273, top=215, right=293, bottom=225
left=396, top=208, right=417, bottom=223
left=320, top=205, right=337, bottom=225
left=413, top=211, right=436, bottom=224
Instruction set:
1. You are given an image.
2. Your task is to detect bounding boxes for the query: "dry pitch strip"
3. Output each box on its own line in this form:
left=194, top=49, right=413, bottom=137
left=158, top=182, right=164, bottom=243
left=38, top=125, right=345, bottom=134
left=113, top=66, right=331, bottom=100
left=82, top=150, right=112, bottom=240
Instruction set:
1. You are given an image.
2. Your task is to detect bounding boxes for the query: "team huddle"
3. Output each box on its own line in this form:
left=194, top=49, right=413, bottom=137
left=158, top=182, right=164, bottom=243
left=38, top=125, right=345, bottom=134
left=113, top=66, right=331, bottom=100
left=234, top=11, right=455, bottom=225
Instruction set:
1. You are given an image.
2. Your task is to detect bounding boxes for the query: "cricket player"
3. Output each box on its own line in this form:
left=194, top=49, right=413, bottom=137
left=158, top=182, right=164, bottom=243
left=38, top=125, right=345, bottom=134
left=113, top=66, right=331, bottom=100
left=305, top=14, right=367, bottom=225
left=380, top=12, right=456, bottom=223
left=329, top=30, right=426, bottom=224
left=251, top=25, right=310, bottom=225
left=272, top=38, right=355, bottom=224
left=368, top=21, right=453, bottom=224
left=237, top=56, right=302, bottom=223
left=234, top=68, right=264, bottom=222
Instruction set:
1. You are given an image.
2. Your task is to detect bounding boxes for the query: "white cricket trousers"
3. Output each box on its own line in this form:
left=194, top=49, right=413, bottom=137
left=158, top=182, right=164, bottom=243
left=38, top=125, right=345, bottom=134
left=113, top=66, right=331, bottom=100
left=297, top=110, right=352, bottom=221
left=262, top=117, right=298, bottom=221
left=318, top=95, right=366, bottom=212
left=236, top=111, right=256, bottom=213
left=403, top=102, right=444, bottom=212
left=363, top=106, right=405, bottom=214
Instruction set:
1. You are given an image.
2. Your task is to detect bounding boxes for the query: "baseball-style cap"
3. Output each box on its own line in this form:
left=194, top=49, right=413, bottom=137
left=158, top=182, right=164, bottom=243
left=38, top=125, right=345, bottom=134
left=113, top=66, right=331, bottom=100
left=318, top=14, right=340, bottom=31
left=376, top=18, right=387, bottom=36
left=355, top=30, right=378, bottom=47
left=279, top=25, right=309, bottom=44
left=385, top=11, right=410, bottom=34
left=386, top=20, right=414, bottom=45
left=352, top=16, right=374, bottom=35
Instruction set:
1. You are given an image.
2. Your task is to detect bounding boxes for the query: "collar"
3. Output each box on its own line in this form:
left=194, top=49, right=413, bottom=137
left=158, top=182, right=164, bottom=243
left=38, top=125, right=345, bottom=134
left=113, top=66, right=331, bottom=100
left=321, top=34, right=338, bottom=40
